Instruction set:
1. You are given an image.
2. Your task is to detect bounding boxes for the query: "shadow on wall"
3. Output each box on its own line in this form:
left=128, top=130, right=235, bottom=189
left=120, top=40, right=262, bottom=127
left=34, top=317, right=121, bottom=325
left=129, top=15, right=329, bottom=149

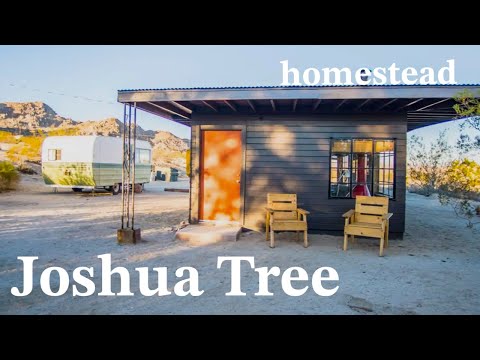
left=241, top=122, right=404, bottom=232
left=244, top=125, right=334, bottom=231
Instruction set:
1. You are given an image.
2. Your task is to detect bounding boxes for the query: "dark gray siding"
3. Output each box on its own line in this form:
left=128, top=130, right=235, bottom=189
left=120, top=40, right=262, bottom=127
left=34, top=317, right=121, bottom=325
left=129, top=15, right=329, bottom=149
left=191, top=113, right=407, bottom=234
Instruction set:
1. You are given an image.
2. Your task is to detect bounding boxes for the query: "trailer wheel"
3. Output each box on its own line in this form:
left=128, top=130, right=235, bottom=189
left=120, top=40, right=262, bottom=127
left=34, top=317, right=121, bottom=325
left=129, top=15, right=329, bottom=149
left=72, top=187, right=83, bottom=193
left=134, top=183, right=143, bottom=193
left=111, top=183, right=121, bottom=195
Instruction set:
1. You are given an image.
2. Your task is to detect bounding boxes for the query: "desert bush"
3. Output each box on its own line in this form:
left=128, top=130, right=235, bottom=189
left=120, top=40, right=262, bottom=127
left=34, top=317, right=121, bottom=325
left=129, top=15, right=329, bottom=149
left=31, top=129, right=47, bottom=137
left=153, top=149, right=185, bottom=161
left=6, top=143, right=23, bottom=163
left=48, top=128, right=79, bottom=136
left=6, top=135, right=44, bottom=163
left=454, top=90, right=480, bottom=154
left=434, top=91, right=480, bottom=229
left=0, top=161, right=20, bottom=192
left=407, top=130, right=451, bottom=196
left=438, top=159, right=480, bottom=229
left=0, top=131, right=17, bottom=144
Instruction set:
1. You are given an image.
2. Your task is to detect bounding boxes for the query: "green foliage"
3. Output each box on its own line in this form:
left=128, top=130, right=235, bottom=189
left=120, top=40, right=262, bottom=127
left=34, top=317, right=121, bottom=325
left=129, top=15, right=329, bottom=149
left=407, top=130, right=451, bottom=196
left=22, top=136, right=44, bottom=149
left=0, top=161, right=20, bottom=192
left=438, top=159, right=480, bottom=229
left=454, top=90, right=480, bottom=128
left=444, top=159, right=480, bottom=193
left=6, top=143, right=23, bottom=163
left=0, top=131, right=17, bottom=144
left=453, top=90, right=480, bottom=153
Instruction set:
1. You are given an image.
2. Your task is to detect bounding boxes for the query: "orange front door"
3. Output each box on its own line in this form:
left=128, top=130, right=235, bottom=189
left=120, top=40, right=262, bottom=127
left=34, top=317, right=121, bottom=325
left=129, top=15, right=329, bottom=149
left=200, top=130, right=242, bottom=221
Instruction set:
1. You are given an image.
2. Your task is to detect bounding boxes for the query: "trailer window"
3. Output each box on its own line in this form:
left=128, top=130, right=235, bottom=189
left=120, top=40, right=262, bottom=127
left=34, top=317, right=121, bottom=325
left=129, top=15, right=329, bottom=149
left=137, top=149, right=151, bottom=164
left=329, top=139, right=396, bottom=199
left=48, top=149, right=62, bottom=161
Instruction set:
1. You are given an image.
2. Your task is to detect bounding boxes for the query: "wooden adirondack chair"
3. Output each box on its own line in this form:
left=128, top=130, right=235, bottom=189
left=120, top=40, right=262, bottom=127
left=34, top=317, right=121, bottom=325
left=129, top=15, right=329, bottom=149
left=265, top=193, right=310, bottom=248
left=342, top=196, right=393, bottom=257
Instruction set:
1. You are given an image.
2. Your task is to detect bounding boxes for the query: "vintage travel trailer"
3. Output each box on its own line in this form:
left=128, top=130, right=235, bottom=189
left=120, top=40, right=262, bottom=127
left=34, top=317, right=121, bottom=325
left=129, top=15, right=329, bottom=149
left=42, top=135, right=152, bottom=194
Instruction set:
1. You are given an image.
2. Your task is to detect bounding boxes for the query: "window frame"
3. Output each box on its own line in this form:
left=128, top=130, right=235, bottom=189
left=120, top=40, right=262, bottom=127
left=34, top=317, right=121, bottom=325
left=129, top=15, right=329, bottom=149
left=48, top=149, right=61, bottom=161
left=136, top=148, right=151, bottom=164
left=328, top=137, right=397, bottom=200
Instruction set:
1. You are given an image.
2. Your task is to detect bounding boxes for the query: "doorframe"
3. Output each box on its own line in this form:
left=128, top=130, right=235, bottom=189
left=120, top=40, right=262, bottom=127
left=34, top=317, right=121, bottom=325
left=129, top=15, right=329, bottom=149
left=198, top=125, right=246, bottom=225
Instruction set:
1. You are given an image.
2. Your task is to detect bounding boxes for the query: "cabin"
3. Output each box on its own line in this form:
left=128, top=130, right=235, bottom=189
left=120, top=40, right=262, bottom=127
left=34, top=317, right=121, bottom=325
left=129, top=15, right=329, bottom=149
left=117, top=85, right=480, bottom=236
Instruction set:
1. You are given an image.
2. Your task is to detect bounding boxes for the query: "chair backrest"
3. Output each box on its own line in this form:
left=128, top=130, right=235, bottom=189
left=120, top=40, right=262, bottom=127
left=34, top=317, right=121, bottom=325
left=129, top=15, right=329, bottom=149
left=267, top=193, right=298, bottom=220
left=354, top=196, right=389, bottom=223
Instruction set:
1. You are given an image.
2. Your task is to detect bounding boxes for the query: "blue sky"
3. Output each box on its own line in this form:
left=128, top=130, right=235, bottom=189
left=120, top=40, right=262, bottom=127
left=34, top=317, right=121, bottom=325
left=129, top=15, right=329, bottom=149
left=1, top=45, right=479, bottom=147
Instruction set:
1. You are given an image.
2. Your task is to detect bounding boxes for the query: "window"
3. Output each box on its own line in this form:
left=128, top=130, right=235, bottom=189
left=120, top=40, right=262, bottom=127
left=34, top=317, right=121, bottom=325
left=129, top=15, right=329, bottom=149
left=329, top=139, right=395, bottom=199
left=136, top=148, right=151, bottom=164
left=48, top=149, right=61, bottom=161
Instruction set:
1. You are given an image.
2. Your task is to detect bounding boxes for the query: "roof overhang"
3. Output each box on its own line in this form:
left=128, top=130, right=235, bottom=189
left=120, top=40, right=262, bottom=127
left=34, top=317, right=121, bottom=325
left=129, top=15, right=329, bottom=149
left=117, top=85, right=480, bottom=131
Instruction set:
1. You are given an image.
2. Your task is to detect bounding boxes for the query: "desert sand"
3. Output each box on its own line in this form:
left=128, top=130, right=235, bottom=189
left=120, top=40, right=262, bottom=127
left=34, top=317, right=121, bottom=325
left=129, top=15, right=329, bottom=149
left=0, top=175, right=479, bottom=314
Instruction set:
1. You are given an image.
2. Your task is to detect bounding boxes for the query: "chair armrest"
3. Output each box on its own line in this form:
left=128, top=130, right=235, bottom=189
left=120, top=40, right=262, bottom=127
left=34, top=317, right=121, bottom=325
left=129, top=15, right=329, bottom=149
left=382, top=213, right=393, bottom=220
left=265, top=207, right=275, bottom=213
left=297, top=208, right=310, bottom=215
left=342, top=209, right=355, bottom=218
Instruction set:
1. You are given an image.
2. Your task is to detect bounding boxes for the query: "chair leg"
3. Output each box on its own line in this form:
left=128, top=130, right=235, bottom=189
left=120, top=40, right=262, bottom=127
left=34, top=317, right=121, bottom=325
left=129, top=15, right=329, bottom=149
left=379, top=235, right=385, bottom=257
left=343, top=232, right=348, bottom=251
left=296, top=231, right=300, bottom=241
left=351, top=235, right=355, bottom=243
left=270, top=229, right=275, bottom=248
left=266, top=221, right=269, bottom=241
left=385, top=222, right=389, bottom=248
left=303, top=230, right=308, bottom=248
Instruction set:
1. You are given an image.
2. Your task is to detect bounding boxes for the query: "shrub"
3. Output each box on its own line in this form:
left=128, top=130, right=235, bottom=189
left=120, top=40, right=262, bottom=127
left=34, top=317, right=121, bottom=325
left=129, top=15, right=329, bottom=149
left=0, top=131, right=16, bottom=144
left=48, top=128, right=79, bottom=136
left=443, top=159, right=480, bottom=193
left=6, top=135, right=44, bottom=163
left=407, top=130, right=451, bottom=196
left=0, top=161, right=20, bottom=192
left=438, top=159, right=480, bottom=228
left=6, top=143, right=23, bottom=163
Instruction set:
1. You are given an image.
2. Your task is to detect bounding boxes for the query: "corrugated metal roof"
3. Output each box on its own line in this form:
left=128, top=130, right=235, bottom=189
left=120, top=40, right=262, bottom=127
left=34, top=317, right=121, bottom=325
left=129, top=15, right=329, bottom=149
left=118, top=84, right=480, bottom=92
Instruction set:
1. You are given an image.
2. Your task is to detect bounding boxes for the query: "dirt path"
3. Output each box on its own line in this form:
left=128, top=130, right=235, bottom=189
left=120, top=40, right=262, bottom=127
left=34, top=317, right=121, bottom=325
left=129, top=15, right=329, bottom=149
left=0, top=176, right=479, bottom=314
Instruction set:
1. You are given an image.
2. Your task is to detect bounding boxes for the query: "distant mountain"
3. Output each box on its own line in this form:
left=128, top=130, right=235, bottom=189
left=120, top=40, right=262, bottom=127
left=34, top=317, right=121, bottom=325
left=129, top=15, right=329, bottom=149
left=151, top=130, right=189, bottom=152
left=0, top=102, right=189, bottom=171
left=0, top=102, right=77, bottom=131
left=74, top=117, right=157, bottom=139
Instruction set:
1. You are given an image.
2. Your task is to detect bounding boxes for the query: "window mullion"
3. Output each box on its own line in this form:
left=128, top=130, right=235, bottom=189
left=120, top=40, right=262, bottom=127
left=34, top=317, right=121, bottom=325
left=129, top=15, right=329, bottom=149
left=372, top=142, right=375, bottom=196
left=349, top=146, right=353, bottom=199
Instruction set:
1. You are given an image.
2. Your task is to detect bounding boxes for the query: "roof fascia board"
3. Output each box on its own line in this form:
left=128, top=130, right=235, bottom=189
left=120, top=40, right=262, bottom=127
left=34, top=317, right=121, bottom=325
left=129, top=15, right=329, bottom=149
left=117, top=86, right=480, bottom=103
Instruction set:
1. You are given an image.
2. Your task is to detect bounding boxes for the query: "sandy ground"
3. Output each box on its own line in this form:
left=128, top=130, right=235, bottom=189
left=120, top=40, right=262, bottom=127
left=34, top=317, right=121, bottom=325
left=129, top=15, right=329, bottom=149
left=1, top=174, right=479, bottom=315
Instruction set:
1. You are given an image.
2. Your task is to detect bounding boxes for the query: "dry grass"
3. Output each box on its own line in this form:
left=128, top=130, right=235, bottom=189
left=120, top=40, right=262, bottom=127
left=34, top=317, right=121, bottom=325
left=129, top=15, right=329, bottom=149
left=6, top=136, right=43, bottom=163
left=0, top=131, right=17, bottom=144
